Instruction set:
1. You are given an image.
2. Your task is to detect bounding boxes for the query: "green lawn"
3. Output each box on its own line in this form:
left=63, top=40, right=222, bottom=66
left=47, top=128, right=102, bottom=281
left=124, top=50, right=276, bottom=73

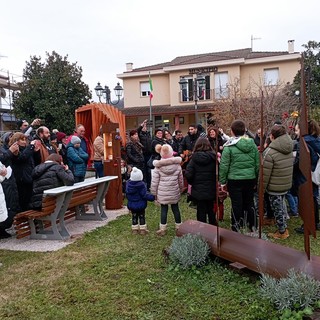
left=0, top=195, right=319, bottom=320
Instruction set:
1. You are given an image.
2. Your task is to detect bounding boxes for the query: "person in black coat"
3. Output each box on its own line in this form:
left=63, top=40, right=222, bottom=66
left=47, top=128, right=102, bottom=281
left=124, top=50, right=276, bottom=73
left=208, top=126, right=224, bottom=153
left=172, top=130, right=184, bottom=154
left=125, top=130, right=145, bottom=172
left=185, top=137, right=217, bottom=225
left=137, top=120, right=152, bottom=189
left=148, top=128, right=166, bottom=170
left=30, top=153, right=74, bottom=210
left=9, top=132, right=38, bottom=211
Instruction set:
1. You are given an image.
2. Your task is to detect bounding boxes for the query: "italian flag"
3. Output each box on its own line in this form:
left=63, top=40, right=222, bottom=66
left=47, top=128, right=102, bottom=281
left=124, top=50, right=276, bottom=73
left=149, top=72, right=153, bottom=100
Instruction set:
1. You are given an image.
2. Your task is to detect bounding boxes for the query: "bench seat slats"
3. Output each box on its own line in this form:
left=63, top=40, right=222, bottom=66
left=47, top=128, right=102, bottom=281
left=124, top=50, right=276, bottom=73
left=13, top=184, right=100, bottom=239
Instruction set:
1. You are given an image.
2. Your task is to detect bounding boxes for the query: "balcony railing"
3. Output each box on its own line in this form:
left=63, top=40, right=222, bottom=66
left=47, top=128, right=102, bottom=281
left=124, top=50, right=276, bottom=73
left=178, top=88, right=230, bottom=103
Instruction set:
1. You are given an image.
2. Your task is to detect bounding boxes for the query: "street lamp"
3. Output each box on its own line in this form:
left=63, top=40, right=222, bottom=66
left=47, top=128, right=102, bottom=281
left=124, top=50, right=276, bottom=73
left=179, top=74, right=206, bottom=124
left=94, top=82, right=123, bottom=105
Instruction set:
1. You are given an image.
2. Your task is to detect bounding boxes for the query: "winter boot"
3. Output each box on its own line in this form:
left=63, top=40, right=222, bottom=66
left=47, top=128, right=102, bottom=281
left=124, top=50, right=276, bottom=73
left=131, top=224, right=139, bottom=235
left=156, top=224, right=167, bottom=236
left=175, top=223, right=182, bottom=232
left=139, top=224, right=149, bottom=235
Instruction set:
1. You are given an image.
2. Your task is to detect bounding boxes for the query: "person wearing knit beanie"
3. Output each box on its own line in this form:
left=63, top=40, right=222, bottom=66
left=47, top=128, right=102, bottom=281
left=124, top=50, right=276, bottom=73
left=130, top=167, right=143, bottom=181
left=56, top=132, right=66, bottom=142
left=126, top=167, right=155, bottom=235
left=67, top=135, right=89, bottom=182
left=71, top=136, right=81, bottom=145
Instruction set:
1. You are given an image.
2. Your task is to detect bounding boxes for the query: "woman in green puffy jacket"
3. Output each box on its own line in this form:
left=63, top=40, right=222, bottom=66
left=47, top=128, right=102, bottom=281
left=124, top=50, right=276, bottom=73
left=219, top=120, right=259, bottom=232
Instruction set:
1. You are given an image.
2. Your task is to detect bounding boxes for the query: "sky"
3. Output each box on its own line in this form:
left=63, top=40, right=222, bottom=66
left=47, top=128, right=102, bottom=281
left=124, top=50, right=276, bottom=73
left=1, top=0, right=319, bottom=102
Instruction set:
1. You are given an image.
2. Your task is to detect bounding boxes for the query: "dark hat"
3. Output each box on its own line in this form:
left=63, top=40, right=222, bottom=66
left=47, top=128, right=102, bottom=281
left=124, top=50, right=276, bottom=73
left=56, top=132, right=66, bottom=142
left=50, top=133, right=57, bottom=141
left=17, top=119, right=27, bottom=129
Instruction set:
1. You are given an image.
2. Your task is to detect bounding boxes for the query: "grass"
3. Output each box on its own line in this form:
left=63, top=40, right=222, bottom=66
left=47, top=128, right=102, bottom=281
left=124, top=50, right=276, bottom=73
left=0, top=195, right=320, bottom=319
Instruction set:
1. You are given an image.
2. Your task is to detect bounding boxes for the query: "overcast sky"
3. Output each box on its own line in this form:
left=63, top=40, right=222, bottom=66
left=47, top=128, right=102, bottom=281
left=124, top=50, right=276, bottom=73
left=1, top=0, right=319, bottom=101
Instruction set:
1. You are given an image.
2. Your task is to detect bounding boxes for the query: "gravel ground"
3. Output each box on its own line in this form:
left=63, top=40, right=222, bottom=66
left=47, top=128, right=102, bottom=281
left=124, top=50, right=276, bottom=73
left=0, top=206, right=129, bottom=252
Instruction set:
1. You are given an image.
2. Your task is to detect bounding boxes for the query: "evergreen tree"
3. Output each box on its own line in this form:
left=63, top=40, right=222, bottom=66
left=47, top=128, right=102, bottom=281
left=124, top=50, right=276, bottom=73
left=13, top=51, right=91, bottom=133
left=294, top=41, right=320, bottom=109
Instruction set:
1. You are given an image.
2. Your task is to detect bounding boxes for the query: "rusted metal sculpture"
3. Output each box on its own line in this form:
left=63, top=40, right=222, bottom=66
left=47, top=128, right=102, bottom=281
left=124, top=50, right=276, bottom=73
left=177, top=220, right=320, bottom=280
left=298, top=58, right=316, bottom=258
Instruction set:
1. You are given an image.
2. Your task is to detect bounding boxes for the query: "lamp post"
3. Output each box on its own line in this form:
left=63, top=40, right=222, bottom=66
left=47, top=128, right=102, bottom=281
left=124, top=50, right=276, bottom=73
left=179, top=74, right=206, bottom=124
left=94, top=82, right=123, bottom=105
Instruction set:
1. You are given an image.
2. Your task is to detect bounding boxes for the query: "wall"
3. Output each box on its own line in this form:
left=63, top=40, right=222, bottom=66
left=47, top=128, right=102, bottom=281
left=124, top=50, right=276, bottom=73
left=124, top=74, right=170, bottom=107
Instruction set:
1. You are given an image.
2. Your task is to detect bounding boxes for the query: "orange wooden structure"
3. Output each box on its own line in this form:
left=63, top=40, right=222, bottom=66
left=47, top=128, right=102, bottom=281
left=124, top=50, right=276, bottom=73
left=75, top=103, right=126, bottom=209
left=75, top=103, right=126, bottom=162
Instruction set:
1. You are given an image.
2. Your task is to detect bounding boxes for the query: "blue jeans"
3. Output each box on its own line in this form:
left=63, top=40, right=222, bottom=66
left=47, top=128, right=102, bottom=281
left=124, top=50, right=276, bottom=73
left=285, top=191, right=298, bottom=215
left=94, top=161, right=104, bottom=178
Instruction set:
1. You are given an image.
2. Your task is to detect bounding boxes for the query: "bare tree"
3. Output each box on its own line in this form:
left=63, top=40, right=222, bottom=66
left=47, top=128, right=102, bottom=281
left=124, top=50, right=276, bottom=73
left=206, top=77, right=300, bottom=136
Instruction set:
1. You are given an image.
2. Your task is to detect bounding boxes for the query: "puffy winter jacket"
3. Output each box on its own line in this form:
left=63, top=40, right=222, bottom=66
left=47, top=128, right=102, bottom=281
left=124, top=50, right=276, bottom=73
left=263, top=133, right=293, bottom=194
left=150, top=157, right=184, bottom=204
left=126, top=180, right=154, bottom=211
left=125, top=141, right=144, bottom=170
left=30, top=161, right=74, bottom=209
left=185, top=150, right=217, bottom=200
left=67, top=143, right=89, bottom=178
left=219, top=135, right=259, bottom=184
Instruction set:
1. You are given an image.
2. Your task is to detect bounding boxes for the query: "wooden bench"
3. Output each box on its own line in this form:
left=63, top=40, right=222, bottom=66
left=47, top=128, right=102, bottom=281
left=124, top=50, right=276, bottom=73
left=13, top=176, right=118, bottom=240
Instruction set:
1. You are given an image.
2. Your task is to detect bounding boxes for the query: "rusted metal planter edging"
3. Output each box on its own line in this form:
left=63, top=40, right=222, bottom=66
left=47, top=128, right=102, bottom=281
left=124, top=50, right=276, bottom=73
left=177, top=220, right=320, bottom=280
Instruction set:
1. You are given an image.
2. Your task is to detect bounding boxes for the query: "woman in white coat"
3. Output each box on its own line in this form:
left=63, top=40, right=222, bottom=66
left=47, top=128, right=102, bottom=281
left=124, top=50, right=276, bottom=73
left=151, top=144, right=184, bottom=236
left=0, top=163, right=9, bottom=238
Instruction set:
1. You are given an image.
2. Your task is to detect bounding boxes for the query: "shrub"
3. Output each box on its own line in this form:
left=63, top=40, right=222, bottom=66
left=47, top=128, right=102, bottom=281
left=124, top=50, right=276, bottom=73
left=260, top=269, right=320, bottom=311
left=167, top=233, right=210, bottom=269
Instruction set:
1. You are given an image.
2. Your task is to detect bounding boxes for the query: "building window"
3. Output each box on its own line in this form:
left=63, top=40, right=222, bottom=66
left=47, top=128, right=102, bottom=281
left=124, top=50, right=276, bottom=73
left=264, top=68, right=279, bottom=86
left=180, top=75, right=210, bottom=102
left=180, top=76, right=194, bottom=102
left=140, top=82, right=151, bottom=97
left=155, top=115, right=162, bottom=128
left=214, top=72, right=229, bottom=99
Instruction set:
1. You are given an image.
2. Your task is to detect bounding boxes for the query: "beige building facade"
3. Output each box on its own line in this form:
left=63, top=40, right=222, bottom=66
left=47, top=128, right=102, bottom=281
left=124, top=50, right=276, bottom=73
left=117, top=41, right=301, bottom=133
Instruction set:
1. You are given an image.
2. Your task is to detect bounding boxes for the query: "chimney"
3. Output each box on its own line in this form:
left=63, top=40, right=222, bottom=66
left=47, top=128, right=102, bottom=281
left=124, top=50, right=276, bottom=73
left=288, top=40, right=295, bottom=54
left=126, top=62, right=133, bottom=72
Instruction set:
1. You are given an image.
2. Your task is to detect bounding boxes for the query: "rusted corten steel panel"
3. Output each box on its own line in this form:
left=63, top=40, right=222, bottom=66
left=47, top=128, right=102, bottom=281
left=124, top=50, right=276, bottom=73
left=177, top=220, right=320, bottom=279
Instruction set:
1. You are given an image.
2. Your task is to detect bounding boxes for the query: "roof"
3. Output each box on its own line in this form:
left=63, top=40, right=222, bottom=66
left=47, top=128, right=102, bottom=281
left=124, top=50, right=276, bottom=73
left=122, top=103, right=218, bottom=117
left=1, top=112, right=17, bottom=122
left=130, top=48, right=296, bottom=72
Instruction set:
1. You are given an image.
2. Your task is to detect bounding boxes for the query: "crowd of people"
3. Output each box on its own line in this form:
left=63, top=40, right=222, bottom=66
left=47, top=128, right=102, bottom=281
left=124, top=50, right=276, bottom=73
left=0, top=116, right=319, bottom=241
left=0, top=119, right=90, bottom=239
left=125, top=118, right=320, bottom=240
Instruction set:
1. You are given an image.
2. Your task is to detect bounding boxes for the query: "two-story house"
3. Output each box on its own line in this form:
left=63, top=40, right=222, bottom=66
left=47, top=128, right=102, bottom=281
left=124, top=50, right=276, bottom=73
left=117, top=40, right=301, bottom=133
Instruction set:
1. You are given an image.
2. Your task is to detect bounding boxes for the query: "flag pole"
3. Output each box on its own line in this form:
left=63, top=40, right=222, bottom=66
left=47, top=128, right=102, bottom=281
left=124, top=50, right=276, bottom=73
left=149, top=72, right=153, bottom=136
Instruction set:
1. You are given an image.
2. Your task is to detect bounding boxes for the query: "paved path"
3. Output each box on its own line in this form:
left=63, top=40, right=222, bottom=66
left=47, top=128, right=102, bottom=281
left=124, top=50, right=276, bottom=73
left=0, top=206, right=129, bottom=252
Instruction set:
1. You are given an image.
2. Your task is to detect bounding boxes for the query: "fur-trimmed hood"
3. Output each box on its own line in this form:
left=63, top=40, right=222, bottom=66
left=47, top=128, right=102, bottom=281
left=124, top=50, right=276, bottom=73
left=153, top=157, right=182, bottom=174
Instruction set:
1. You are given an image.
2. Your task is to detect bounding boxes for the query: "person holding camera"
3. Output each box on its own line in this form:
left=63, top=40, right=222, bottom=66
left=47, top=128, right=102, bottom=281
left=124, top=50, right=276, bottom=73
left=17, top=118, right=42, bottom=140
left=137, top=119, right=152, bottom=189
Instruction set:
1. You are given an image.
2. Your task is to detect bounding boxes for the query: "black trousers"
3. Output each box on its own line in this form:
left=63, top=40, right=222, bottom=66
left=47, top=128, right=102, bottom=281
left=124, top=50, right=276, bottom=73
left=227, top=179, right=256, bottom=232
left=196, top=199, right=217, bottom=225
left=132, top=210, right=146, bottom=225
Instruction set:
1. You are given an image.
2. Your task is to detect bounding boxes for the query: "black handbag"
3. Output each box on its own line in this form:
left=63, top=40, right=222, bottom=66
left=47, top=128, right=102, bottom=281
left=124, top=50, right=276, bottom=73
left=147, top=155, right=155, bottom=169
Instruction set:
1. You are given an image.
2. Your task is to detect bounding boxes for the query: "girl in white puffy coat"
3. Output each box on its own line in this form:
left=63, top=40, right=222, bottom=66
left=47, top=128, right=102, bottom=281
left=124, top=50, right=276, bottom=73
left=150, top=144, right=184, bottom=236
